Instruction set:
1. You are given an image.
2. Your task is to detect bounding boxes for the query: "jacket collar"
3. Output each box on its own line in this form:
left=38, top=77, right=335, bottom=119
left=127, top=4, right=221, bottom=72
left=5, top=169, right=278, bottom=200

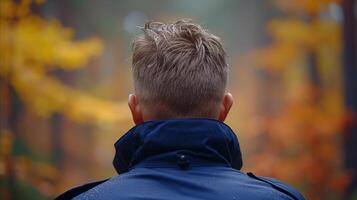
left=113, top=118, right=243, bottom=173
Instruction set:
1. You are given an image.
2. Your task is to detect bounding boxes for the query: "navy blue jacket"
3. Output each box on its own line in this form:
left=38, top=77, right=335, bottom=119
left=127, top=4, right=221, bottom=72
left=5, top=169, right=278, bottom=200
left=56, top=119, right=305, bottom=200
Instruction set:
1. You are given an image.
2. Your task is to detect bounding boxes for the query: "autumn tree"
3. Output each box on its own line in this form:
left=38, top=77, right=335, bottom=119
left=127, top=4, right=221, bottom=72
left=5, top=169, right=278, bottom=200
left=0, top=0, right=129, bottom=199
left=242, top=0, right=352, bottom=199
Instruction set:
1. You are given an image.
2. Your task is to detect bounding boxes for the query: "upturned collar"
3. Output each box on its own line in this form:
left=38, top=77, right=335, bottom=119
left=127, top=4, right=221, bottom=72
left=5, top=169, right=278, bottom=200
left=113, top=118, right=243, bottom=173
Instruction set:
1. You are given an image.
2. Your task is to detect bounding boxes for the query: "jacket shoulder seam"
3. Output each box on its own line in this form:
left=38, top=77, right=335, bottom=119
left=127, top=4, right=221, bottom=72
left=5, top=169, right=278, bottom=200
left=55, top=178, right=109, bottom=200
left=247, top=172, right=303, bottom=200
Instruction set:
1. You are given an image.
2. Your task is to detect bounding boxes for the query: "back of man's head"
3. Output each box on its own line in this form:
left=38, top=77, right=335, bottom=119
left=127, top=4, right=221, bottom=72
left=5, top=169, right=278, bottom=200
left=131, top=20, right=229, bottom=120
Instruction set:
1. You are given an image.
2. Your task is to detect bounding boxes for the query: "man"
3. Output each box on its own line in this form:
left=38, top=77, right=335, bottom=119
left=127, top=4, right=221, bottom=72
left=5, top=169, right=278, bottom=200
left=56, top=20, right=305, bottom=200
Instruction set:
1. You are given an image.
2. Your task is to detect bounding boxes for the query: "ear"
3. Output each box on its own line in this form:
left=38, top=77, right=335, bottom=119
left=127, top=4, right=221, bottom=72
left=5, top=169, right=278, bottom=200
left=218, top=92, right=233, bottom=122
left=128, top=94, right=144, bottom=125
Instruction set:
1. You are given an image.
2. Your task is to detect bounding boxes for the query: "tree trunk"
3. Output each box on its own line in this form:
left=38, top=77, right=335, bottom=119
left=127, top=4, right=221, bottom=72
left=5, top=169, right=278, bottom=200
left=342, top=0, right=357, bottom=198
left=0, top=77, right=22, bottom=200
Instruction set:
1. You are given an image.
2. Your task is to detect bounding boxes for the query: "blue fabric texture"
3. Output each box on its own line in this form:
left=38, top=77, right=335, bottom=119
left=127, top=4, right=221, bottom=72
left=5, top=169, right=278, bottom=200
left=60, top=118, right=305, bottom=200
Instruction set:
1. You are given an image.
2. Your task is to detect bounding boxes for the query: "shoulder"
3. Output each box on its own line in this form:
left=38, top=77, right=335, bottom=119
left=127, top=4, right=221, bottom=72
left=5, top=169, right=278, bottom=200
left=246, top=172, right=306, bottom=200
left=55, top=179, right=109, bottom=200
left=63, top=173, right=136, bottom=200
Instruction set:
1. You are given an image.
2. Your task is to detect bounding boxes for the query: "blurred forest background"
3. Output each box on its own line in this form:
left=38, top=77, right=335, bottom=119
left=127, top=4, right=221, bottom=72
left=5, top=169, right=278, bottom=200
left=0, top=0, right=356, bottom=199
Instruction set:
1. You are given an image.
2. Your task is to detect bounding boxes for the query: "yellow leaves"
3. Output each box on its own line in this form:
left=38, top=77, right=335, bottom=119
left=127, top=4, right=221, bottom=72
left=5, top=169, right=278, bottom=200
left=67, top=93, right=130, bottom=125
left=268, top=19, right=314, bottom=47
left=56, top=38, right=103, bottom=69
left=314, top=21, right=341, bottom=50
left=273, top=0, right=341, bottom=15
left=1, top=0, right=30, bottom=18
left=268, top=18, right=341, bottom=50
left=1, top=0, right=103, bottom=73
left=10, top=64, right=130, bottom=126
left=0, top=16, right=103, bottom=71
left=0, top=0, right=44, bottom=18
left=248, top=43, right=301, bottom=72
left=247, top=18, right=341, bottom=73
left=247, top=0, right=342, bottom=73
left=0, top=0, right=130, bottom=125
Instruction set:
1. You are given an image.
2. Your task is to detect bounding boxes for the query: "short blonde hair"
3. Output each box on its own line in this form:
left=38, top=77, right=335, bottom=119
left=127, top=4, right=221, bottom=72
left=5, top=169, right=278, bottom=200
left=132, top=20, right=228, bottom=118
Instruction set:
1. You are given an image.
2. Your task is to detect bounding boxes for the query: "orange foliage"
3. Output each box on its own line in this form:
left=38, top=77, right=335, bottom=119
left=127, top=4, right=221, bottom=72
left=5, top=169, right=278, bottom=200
left=242, top=0, right=349, bottom=199
left=273, top=0, right=341, bottom=15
